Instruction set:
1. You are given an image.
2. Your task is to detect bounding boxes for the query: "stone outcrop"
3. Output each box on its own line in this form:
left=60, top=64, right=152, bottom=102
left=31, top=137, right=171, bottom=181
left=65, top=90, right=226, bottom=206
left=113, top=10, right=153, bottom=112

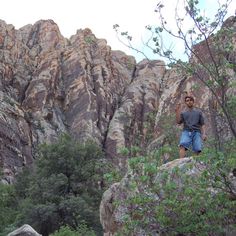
left=7, top=224, right=41, bottom=236
left=0, top=16, right=235, bottom=178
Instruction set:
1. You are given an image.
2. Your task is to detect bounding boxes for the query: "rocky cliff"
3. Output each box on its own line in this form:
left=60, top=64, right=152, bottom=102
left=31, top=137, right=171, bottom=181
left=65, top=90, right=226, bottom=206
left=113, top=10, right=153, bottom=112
left=0, top=17, right=235, bottom=182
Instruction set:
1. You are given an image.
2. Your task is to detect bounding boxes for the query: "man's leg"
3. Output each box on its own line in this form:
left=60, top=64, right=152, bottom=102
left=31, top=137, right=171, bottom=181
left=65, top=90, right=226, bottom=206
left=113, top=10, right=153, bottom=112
left=193, top=151, right=201, bottom=156
left=192, top=131, right=202, bottom=155
left=179, top=146, right=186, bottom=158
left=179, top=131, right=191, bottom=158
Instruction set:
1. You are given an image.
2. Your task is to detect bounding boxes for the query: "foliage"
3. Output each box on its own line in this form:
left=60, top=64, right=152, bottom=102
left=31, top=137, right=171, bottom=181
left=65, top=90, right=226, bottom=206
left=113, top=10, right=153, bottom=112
left=0, top=184, right=18, bottom=236
left=11, top=134, right=107, bottom=236
left=103, top=168, right=123, bottom=186
left=155, top=114, right=180, bottom=160
left=117, top=139, right=236, bottom=235
left=49, top=223, right=96, bottom=236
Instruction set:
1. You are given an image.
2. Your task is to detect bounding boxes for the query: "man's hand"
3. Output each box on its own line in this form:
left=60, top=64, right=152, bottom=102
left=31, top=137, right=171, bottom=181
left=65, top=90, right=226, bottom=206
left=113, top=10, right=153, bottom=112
left=201, top=125, right=207, bottom=141
left=175, top=103, right=182, bottom=124
left=202, top=134, right=207, bottom=141
left=175, top=103, right=181, bottom=112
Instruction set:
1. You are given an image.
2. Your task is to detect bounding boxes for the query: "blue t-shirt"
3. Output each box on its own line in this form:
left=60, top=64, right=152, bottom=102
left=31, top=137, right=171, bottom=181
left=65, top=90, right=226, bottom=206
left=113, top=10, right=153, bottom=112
left=179, top=108, right=205, bottom=132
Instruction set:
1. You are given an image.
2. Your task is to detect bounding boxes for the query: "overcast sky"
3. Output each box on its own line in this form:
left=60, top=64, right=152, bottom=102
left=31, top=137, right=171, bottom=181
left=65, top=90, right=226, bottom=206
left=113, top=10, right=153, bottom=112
left=1, top=0, right=236, bottom=62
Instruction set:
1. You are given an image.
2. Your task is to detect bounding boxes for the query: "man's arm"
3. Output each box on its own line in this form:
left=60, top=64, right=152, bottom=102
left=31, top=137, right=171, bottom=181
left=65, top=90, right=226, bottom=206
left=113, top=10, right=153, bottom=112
left=201, top=125, right=207, bottom=141
left=200, top=111, right=206, bottom=141
left=175, top=103, right=182, bottom=124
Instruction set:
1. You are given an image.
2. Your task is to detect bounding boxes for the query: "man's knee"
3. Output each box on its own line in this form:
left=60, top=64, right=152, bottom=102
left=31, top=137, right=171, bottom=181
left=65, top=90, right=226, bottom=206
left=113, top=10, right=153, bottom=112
left=192, top=132, right=202, bottom=152
left=179, top=144, right=189, bottom=150
left=179, top=131, right=191, bottom=150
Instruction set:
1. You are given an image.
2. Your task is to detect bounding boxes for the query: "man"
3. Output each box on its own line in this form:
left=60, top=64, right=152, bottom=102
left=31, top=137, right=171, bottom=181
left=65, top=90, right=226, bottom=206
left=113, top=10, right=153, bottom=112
left=175, top=95, right=207, bottom=158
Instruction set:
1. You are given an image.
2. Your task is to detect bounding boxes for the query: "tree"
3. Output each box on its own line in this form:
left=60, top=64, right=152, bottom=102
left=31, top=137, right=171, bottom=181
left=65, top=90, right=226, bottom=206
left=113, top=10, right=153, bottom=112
left=114, top=0, right=236, bottom=140
left=0, top=184, right=18, bottom=236
left=49, top=224, right=96, bottom=236
left=14, top=134, right=108, bottom=236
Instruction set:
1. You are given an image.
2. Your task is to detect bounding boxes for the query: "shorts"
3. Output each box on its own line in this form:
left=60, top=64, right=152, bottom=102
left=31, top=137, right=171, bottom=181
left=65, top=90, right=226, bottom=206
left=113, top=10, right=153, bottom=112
left=179, top=130, right=202, bottom=153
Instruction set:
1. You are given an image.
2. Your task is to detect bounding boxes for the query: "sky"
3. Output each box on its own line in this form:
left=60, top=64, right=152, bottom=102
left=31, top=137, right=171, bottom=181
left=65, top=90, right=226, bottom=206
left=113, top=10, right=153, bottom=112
left=1, top=0, right=236, bottom=62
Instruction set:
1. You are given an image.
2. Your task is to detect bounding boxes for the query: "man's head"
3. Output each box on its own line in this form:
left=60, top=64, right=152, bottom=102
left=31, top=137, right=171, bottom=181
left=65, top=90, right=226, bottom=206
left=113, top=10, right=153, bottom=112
left=185, top=96, right=194, bottom=108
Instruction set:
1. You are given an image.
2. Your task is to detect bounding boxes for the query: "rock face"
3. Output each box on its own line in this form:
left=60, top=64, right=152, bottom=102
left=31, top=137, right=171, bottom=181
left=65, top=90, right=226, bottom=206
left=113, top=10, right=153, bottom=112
left=0, top=17, right=235, bottom=177
left=0, top=19, right=134, bottom=175
left=7, top=224, right=41, bottom=236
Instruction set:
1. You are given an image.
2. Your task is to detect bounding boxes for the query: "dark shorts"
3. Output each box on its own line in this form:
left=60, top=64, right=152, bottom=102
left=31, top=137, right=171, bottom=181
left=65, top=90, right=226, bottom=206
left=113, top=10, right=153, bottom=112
left=179, top=130, right=202, bottom=153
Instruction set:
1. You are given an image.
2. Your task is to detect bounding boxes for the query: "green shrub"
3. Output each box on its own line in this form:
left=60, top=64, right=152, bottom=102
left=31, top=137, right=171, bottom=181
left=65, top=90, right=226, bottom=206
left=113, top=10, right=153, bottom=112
left=49, top=223, right=96, bottom=236
left=0, top=184, right=18, bottom=236
left=119, top=140, right=236, bottom=235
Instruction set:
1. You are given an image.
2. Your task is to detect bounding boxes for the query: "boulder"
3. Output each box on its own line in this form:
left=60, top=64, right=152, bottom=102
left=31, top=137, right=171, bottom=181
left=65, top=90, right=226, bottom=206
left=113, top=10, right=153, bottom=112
left=7, top=224, right=41, bottom=236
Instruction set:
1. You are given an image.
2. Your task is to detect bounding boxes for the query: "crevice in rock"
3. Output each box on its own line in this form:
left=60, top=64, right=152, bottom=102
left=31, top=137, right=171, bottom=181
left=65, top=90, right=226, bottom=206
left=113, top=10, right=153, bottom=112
left=131, top=65, right=137, bottom=83
left=20, top=76, right=32, bottom=105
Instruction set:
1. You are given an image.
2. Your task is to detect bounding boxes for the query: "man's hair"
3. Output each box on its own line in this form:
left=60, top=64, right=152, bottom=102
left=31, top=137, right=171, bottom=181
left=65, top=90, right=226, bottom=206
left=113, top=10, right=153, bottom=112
left=185, top=96, right=194, bottom=102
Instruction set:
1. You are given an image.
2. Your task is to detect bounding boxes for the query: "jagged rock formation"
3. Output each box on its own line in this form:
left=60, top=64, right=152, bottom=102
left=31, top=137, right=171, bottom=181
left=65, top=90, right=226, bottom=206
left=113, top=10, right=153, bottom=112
left=0, top=19, right=137, bottom=175
left=0, top=16, right=235, bottom=178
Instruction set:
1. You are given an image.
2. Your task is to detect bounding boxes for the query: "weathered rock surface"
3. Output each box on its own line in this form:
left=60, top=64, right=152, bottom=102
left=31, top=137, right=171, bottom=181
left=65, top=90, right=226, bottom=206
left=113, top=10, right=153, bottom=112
left=105, top=59, right=166, bottom=168
left=7, top=224, right=41, bottom=236
left=0, top=19, right=139, bottom=175
left=0, top=16, right=235, bottom=178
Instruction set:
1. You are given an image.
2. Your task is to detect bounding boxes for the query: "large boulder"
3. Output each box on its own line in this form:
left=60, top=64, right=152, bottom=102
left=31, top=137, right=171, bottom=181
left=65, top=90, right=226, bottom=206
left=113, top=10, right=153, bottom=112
left=7, top=224, right=41, bottom=236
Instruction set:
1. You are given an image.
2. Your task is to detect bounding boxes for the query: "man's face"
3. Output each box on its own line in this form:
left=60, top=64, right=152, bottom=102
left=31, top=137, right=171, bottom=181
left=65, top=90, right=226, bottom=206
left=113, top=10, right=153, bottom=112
left=185, top=98, right=194, bottom=108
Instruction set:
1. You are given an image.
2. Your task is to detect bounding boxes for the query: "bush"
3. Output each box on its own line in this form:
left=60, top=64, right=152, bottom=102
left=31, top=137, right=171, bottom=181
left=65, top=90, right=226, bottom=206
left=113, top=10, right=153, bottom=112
left=49, top=223, right=96, bottom=236
left=0, top=183, right=18, bottom=236
left=119, top=140, right=236, bottom=235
